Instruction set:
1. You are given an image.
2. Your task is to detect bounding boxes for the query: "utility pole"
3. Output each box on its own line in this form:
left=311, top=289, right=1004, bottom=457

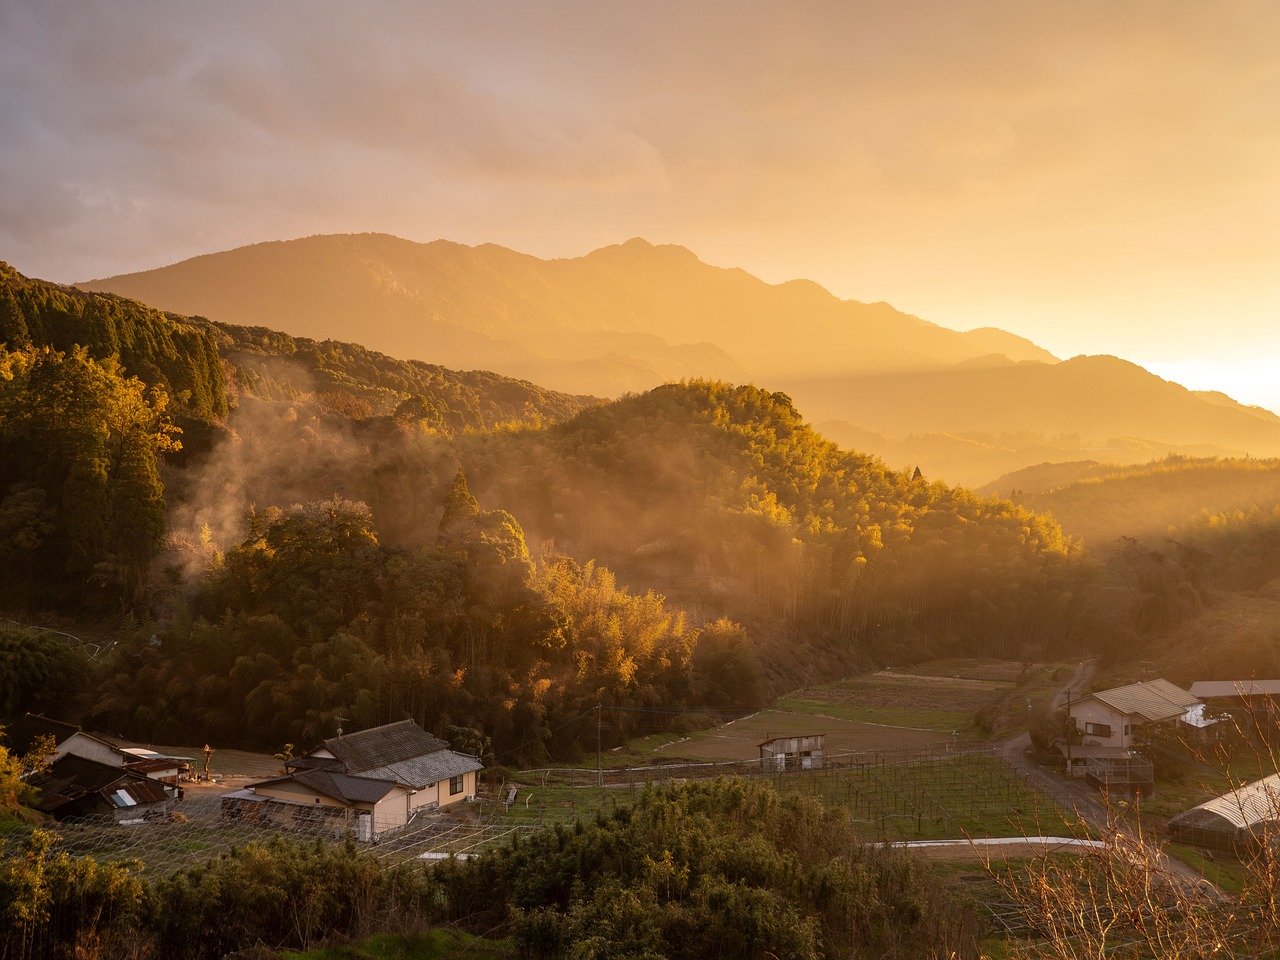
left=1065, top=689, right=1072, bottom=775
left=596, top=704, right=603, bottom=788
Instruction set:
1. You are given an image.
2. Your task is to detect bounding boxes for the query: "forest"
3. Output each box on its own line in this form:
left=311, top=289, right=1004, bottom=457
left=5, top=260, right=1280, bottom=761
left=0, top=778, right=979, bottom=960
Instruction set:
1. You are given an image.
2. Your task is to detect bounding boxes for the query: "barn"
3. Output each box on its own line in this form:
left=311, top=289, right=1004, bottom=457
left=1167, top=773, right=1280, bottom=852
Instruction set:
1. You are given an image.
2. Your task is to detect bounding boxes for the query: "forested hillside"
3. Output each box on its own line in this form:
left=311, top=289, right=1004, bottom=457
left=986, top=455, right=1280, bottom=547
left=0, top=260, right=1175, bottom=761
left=1, top=261, right=225, bottom=423
left=81, top=234, right=1280, bottom=487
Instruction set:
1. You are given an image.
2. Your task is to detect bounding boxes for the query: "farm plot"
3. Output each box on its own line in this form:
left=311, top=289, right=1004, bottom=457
left=777, top=668, right=1014, bottom=732
left=767, top=752, right=1075, bottom=842
left=648, top=707, right=948, bottom=762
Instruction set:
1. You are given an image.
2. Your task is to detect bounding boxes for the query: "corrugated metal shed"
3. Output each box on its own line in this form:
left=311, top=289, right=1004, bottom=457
left=1189, top=680, right=1280, bottom=699
left=1090, top=679, right=1200, bottom=721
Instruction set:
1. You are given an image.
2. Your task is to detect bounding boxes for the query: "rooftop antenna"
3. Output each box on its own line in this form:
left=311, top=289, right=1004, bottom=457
left=335, top=715, right=348, bottom=738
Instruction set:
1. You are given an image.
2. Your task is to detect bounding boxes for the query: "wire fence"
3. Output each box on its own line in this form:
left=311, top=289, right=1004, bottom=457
left=4, top=741, right=1067, bottom=881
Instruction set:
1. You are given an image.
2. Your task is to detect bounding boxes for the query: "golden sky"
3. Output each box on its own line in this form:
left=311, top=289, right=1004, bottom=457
left=1, top=1, right=1277, bottom=407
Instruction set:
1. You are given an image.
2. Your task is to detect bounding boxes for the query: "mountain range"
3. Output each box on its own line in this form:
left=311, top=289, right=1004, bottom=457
left=81, top=233, right=1280, bottom=484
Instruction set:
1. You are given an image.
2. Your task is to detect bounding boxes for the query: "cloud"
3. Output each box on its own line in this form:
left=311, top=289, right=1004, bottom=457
left=0, top=0, right=1276, bottom=381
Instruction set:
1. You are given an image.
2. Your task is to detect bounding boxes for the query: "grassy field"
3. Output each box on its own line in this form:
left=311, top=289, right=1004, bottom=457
left=1165, top=843, right=1248, bottom=894
left=643, top=707, right=950, bottom=762
left=767, top=754, right=1076, bottom=842
left=278, top=931, right=509, bottom=960
left=602, top=657, right=1071, bottom=766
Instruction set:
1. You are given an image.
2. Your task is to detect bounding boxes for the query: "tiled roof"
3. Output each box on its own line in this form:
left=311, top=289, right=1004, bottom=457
left=253, top=770, right=399, bottom=805
left=321, top=721, right=449, bottom=774
left=358, top=750, right=483, bottom=789
left=1189, top=680, right=1280, bottom=699
left=287, top=755, right=346, bottom=773
left=1089, top=679, right=1200, bottom=722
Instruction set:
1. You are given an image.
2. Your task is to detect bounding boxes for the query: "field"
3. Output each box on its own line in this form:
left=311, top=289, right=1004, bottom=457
left=641, top=706, right=951, bottom=763
left=767, top=752, right=1075, bottom=842
left=136, top=743, right=283, bottom=779
left=278, top=931, right=509, bottom=960
left=613, top=658, right=1054, bottom=765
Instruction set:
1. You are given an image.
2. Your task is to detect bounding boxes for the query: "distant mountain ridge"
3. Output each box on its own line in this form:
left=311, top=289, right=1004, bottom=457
left=80, top=233, right=1280, bottom=484
left=80, top=233, right=1051, bottom=395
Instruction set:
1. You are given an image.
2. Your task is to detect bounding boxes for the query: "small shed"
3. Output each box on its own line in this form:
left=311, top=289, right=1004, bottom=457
left=1167, top=773, right=1280, bottom=852
left=759, top=734, right=824, bottom=771
left=27, top=755, right=175, bottom=821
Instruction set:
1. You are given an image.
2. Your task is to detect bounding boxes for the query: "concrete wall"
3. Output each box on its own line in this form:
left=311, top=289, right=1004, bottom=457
left=253, top=781, right=348, bottom=810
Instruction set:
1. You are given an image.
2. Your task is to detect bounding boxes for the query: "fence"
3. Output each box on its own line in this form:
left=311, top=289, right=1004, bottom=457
left=5, top=741, right=1065, bottom=877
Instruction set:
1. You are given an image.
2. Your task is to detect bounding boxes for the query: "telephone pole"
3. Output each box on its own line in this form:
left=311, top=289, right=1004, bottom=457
left=596, top=704, right=603, bottom=788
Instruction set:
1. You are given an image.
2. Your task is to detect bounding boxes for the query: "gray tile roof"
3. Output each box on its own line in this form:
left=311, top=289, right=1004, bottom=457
left=252, top=770, right=399, bottom=805
left=358, top=750, right=482, bottom=789
left=322, top=720, right=449, bottom=773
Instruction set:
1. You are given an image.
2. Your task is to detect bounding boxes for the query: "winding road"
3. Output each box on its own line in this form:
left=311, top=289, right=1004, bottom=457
left=1000, top=659, right=1214, bottom=889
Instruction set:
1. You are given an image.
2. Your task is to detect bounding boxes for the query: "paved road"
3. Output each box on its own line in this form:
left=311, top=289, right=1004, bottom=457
left=999, top=660, right=1215, bottom=890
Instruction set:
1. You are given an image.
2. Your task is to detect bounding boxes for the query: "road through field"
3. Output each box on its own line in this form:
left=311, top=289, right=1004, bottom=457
left=1000, top=660, right=1216, bottom=891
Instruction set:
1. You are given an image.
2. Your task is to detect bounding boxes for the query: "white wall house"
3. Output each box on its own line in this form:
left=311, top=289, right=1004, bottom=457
left=227, top=720, right=483, bottom=838
left=1069, top=679, right=1201, bottom=750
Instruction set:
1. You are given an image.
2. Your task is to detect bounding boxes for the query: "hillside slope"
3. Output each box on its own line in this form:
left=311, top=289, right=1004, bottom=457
left=982, top=455, right=1280, bottom=547
left=81, top=234, right=1280, bottom=486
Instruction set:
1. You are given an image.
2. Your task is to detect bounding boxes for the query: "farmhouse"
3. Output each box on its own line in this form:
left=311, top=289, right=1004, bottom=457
left=1168, top=773, right=1280, bottom=852
left=26, top=754, right=175, bottom=821
left=1062, top=679, right=1200, bottom=795
left=225, top=720, right=482, bottom=839
left=1068, top=679, right=1201, bottom=750
left=4, top=713, right=192, bottom=784
left=759, top=734, right=824, bottom=771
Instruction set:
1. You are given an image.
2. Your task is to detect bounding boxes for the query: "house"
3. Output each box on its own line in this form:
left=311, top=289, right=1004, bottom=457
left=759, top=734, right=824, bottom=771
left=1061, top=679, right=1200, bottom=795
left=1068, top=679, right=1201, bottom=751
left=3, top=714, right=192, bottom=784
left=26, top=754, right=175, bottom=821
left=225, top=720, right=482, bottom=839
left=1168, top=773, right=1280, bottom=852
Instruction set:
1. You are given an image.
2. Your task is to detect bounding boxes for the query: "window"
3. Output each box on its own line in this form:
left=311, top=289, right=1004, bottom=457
left=1124, top=724, right=1131, bottom=736
left=1084, top=722, right=1112, bottom=738
left=449, top=774, right=464, bottom=795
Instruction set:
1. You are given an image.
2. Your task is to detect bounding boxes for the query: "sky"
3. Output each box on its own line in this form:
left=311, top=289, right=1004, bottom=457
left=1, top=1, right=1278, bottom=408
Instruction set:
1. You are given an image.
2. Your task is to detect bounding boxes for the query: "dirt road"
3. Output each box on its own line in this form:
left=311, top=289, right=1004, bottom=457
left=999, top=660, right=1215, bottom=889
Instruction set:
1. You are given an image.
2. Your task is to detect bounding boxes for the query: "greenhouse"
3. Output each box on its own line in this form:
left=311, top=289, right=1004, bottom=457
left=1168, top=773, right=1280, bottom=852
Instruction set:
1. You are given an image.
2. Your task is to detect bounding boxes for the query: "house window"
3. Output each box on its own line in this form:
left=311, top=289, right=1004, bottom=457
left=1084, top=722, right=1112, bottom=738
left=449, top=774, right=464, bottom=795
left=1124, top=724, right=1131, bottom=736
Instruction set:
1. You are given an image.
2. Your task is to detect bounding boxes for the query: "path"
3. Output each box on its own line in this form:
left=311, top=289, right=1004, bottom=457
left=1000, top=660, right=1215, bottom=890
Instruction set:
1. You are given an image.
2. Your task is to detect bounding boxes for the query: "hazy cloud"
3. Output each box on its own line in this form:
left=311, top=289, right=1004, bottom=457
left=1, top=0, right=1277, bottom=405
